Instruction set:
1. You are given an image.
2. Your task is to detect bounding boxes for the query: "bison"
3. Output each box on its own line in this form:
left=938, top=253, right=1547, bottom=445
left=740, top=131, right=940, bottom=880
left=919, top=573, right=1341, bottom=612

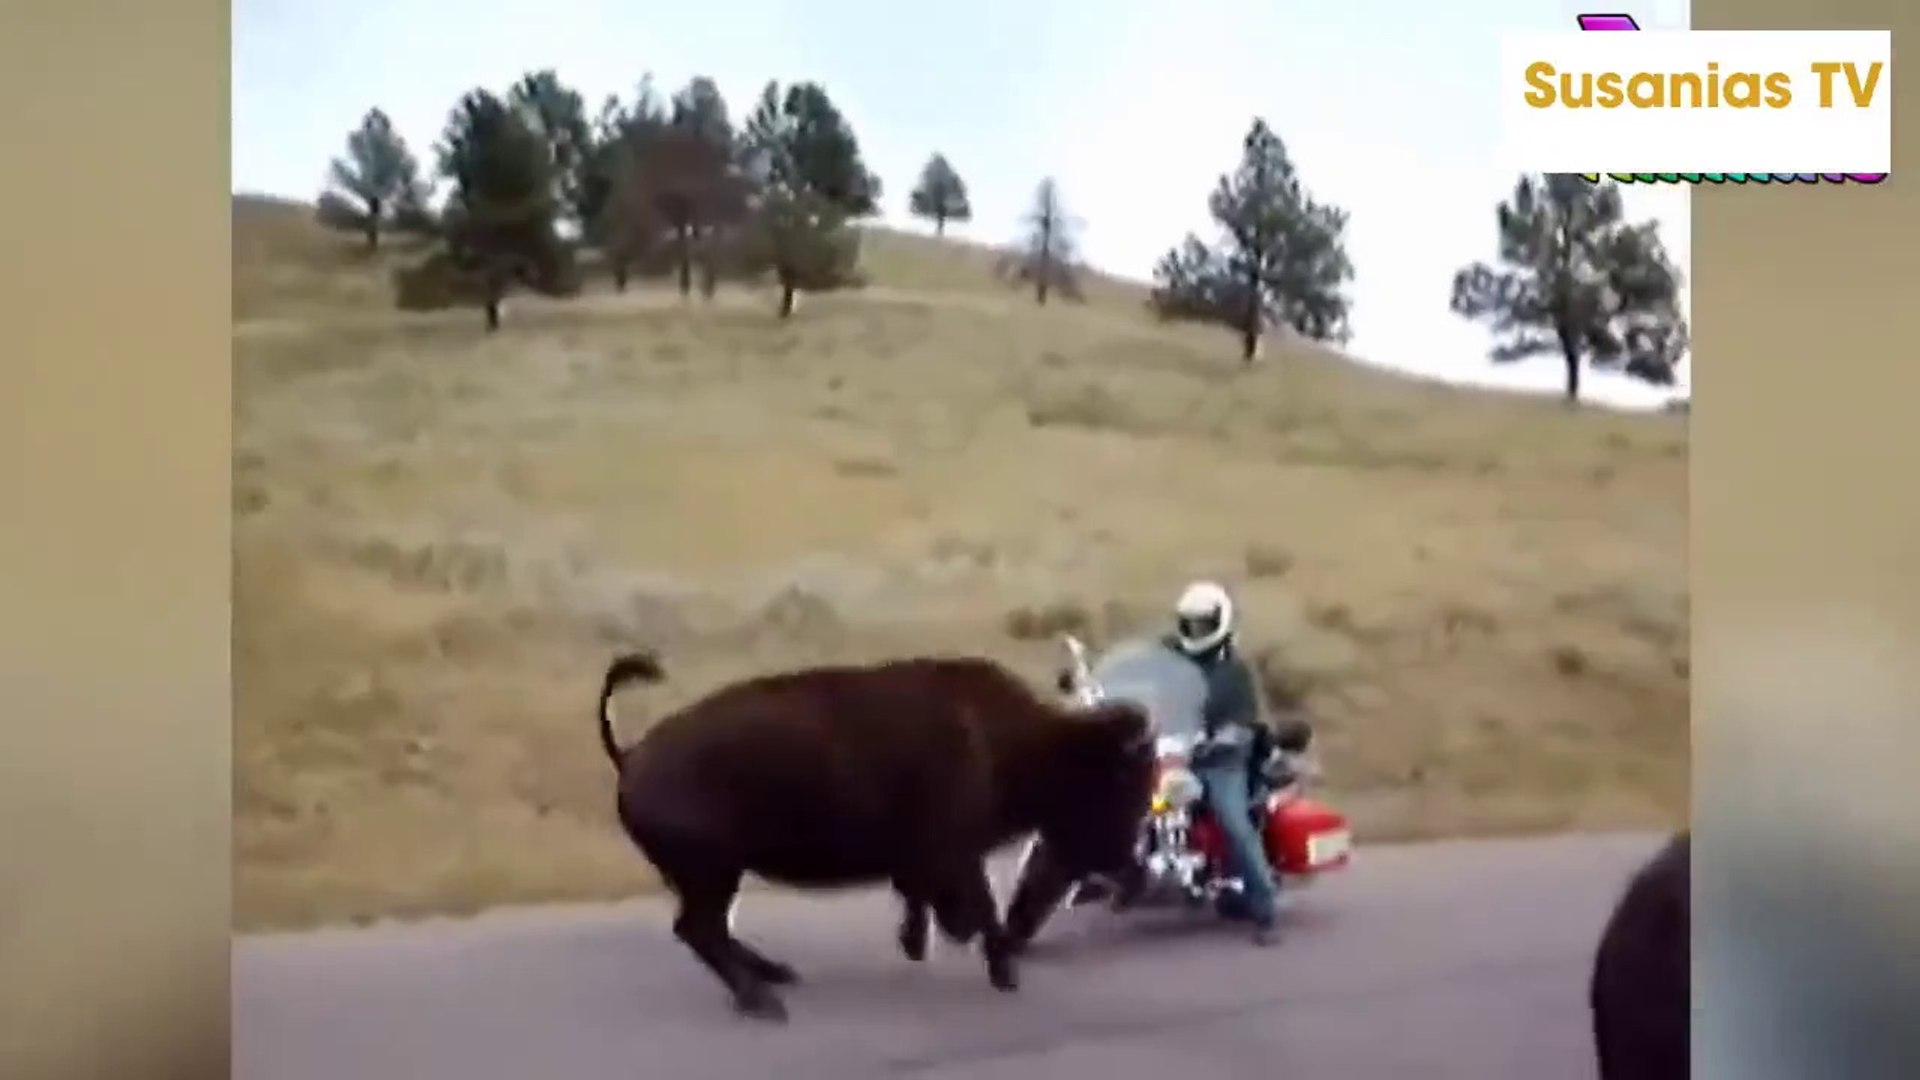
left=1590, top=830, right=1691, bottom=1080
left=596, top=650, right=1157, bottom=1022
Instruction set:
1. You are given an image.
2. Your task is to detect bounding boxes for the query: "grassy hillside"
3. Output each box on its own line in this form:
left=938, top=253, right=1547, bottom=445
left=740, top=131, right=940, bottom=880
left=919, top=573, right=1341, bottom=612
left=232, top=194, right=1689, bottom=929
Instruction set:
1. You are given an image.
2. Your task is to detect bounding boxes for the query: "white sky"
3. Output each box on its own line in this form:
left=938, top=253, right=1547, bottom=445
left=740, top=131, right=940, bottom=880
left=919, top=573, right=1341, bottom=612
left=234, top=0, right=1692, bottom=409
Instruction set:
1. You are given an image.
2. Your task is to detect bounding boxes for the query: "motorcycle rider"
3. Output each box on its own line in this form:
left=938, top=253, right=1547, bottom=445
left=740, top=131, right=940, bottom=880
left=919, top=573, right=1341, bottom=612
left=1166, top=579, right=1283, bottom=945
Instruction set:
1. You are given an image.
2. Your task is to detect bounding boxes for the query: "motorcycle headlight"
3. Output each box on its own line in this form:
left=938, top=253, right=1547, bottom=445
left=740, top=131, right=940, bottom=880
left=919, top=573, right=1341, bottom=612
left=1154, top=764, right=1204, bottom=811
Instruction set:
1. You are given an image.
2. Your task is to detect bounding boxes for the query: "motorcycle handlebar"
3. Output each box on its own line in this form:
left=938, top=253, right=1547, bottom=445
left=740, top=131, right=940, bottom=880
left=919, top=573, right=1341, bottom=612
left=1158, top=741, right=1321, bottom=784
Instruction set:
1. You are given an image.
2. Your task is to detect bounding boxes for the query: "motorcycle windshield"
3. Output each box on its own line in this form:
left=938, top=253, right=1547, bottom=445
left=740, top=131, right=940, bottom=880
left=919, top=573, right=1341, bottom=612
left=1086, top=636, right=1209, bottom=741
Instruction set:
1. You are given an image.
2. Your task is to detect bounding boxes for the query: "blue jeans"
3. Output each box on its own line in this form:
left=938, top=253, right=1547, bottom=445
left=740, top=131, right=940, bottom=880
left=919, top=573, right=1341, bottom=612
left=1196, top=761, right=1278, bottom=925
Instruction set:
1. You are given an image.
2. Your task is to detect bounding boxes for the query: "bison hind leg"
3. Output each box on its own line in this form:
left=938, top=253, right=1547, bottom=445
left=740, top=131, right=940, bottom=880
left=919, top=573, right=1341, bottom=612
left=668, top=875, right=790, bottom=1021
left=628, top=815, right=794, bottom=1021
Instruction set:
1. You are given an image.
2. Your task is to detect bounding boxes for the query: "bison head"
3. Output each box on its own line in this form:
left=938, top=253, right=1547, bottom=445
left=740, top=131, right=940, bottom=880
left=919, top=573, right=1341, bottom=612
left=1033, top=699, right=1157, bottom=876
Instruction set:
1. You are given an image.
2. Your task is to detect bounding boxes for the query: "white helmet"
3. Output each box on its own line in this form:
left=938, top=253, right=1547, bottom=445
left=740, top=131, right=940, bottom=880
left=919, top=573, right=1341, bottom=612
left=1173, top=580, right=1235, bottom=656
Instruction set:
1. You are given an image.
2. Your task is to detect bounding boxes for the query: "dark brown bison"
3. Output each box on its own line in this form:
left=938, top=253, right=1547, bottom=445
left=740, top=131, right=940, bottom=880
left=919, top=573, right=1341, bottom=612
left=596, top=651, right=1157, bottom=1022
left=1590, top=830, right=1691, bottom=1080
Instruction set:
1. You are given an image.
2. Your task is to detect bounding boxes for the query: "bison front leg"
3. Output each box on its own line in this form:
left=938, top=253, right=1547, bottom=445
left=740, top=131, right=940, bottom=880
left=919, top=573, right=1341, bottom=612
left=895, top=892, right=931, bottom=962
left=931, top=862, right=1020, bottom=992
left=1003, top=836, right=1077, bottom=954
left=893, top=883, right=974, bottom=961
left=729, top=937, right=800, bottom=987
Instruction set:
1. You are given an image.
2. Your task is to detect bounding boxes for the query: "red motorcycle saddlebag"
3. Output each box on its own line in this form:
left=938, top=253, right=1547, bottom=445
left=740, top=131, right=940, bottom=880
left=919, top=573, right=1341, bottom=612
left=1263, top=795, right=1353, bottom=874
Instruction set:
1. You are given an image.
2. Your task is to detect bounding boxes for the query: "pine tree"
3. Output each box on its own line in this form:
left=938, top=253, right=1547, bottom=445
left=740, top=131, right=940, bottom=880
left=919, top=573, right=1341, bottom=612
left=647, top=76, right=748, bottom=298
left=734, top=80, right=871, bottom=316
left=317, top=108, right=432, bottom=251
left=741, top=81, right=881, bottom=217
left=908, top=154, right=972, bottom=236
left=508, top=70, right=594, bottom=232
left=736, top=186, right=860, bottom=318
left=1150, top=118, right=1353, bottom=363
left=1450, top=174, right=1688, bottom=403
left=430, top=89, right=574, bottom=330
left=580, top=81, right=670, bottom=291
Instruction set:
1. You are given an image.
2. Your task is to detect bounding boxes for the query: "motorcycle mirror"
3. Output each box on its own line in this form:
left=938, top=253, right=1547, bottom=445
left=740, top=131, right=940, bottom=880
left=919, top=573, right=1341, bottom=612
left=1058, top=634, right=1099, bottom=704
left=1061, top=634, right=1091, bottom=673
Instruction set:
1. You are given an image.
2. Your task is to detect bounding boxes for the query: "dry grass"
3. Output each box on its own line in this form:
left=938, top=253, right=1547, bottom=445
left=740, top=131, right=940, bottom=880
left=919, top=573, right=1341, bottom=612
left=232, top=195, right=1689, bottom=929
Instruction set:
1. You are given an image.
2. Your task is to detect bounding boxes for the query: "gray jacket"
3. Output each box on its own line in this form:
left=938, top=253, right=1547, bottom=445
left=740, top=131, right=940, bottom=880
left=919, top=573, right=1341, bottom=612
left=1163, top=635, right=1264, bottom=768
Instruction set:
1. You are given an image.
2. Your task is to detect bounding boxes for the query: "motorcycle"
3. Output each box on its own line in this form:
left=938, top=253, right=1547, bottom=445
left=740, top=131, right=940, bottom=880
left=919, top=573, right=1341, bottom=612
left=1005, top=633, right=1353, bottom=942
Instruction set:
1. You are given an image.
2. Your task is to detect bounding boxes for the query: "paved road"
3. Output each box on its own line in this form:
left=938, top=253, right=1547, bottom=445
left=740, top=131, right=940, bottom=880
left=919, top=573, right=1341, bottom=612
left=234, top=831, right=1658, bottom=1080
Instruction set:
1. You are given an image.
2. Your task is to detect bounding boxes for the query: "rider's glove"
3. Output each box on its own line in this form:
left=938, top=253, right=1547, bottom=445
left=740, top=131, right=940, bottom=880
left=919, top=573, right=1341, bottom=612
left=1258, top=750, right=1297, bottom=786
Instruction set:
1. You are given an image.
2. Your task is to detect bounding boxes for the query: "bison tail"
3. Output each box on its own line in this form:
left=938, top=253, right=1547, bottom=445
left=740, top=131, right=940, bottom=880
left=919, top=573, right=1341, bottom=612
left=598, top=651, right=667, bottom=765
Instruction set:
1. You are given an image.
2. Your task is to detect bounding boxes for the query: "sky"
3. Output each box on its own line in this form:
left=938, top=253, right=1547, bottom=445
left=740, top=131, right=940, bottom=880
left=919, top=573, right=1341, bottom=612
left=233, top=0, right=1692, bottom=409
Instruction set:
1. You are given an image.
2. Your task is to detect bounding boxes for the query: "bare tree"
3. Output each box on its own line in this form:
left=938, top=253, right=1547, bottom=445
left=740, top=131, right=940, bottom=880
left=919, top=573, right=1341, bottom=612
left=998, top=177, right=1084, bottom=305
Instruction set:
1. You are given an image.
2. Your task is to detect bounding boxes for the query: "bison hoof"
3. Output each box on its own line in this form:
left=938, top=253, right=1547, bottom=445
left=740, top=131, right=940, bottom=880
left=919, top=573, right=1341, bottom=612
left=733, top=986, right=790, bottom=1023
left=987, top=958, right=1020, bottom=992
left=898, top=924, right=929, bottom=962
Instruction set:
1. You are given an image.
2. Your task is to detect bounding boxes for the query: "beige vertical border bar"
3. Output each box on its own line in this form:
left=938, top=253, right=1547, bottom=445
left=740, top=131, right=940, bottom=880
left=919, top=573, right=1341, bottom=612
left=1689, top=0, right=1920, bottom=1075
left=0, top=2, right=233, bottom=1078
